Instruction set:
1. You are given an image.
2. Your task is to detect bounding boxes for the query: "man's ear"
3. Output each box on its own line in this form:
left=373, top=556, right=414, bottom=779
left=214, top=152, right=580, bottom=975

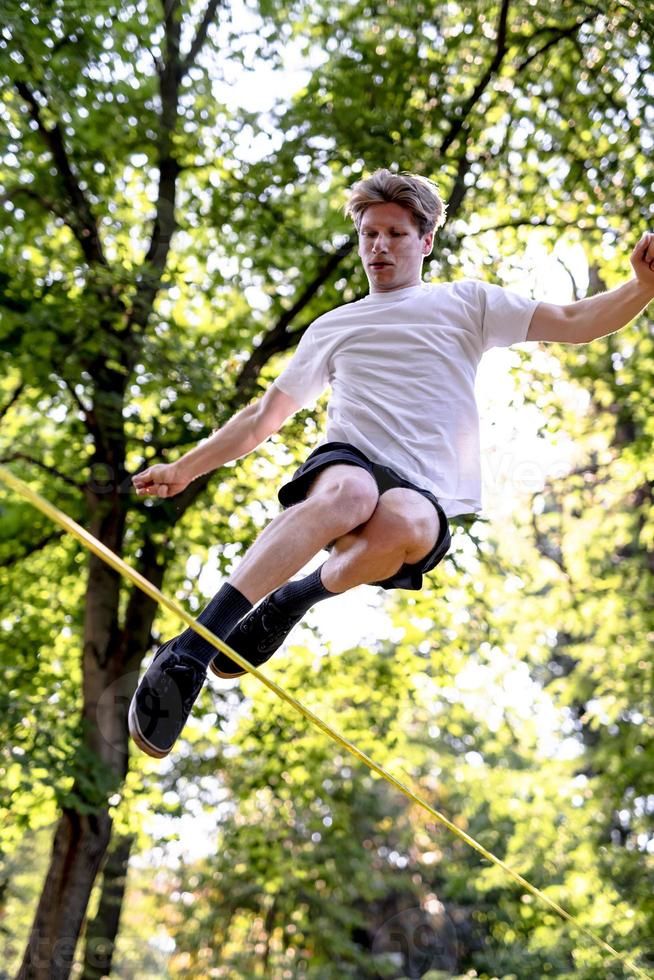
left=423, top=231, right=434, bottom=255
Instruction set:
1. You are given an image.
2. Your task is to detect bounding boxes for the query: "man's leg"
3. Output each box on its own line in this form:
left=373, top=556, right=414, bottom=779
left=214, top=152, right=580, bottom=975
left=212, top=485, right=441, bottom=678
left=228, top=464, right=379, bottom=602
left=128, top=465, right=380, bottom=756
left=320, top=487, right=441, bottom=592
left=208, top=464, right=379, bottom=676
left=173, top=464, right=378, bottom=662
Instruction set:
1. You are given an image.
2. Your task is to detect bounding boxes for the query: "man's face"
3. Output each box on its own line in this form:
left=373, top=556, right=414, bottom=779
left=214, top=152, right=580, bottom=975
left=358, top=202, right=433, bottom=293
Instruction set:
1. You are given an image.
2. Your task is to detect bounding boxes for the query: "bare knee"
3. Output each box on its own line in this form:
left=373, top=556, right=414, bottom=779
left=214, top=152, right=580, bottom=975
left=359, top=490, right=440, bottom=563
left=321, top=474, right=379, bottom=528
left=308, top=467, right=379, bottom=532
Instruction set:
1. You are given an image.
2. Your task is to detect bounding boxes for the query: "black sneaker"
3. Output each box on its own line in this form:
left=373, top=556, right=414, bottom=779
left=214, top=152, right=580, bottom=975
left=209, top=595, right=304, bottom=678
left=128, top=639, right=207, bottom=758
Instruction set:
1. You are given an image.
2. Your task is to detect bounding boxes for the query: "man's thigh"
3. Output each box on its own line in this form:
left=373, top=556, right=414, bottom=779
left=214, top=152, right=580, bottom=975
left=324, top=484, right=441, bottom=566
left=304, top=464, right=379, bottom=550
left=374, top=487, right=441, bottom=564
left=305, top=462, right=379, bottom=502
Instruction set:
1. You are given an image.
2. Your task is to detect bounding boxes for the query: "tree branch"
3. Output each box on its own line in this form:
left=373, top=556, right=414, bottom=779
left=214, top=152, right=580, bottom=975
left=439, top=5, right=600, bottom=161
left=530, top=506, right=568, bottom=578
left=465, top=218, right=593, bottom=237
left=516, top=13, right=599, bottom=73
left=0, top=381, right=24, bottom=422
left=182, top=0, right=223, bottom=77
left=48, top=374, right=103, bottom=450
left=232, top=237, right=356, bottom=401
left=439, top=0, right=511, bottom=156
left=0, top=186, right=68, bottom=222
left=15, top=82, right=107, bottom=266
left=442, top=151, right=472, bottom=223
left=0, top=529, right=64, bottom=567
left=145, top=43, right=164, bottom=76
left=126, top=0, right=184, bottom=337
left=556, top=257, right=581, bottom=301
left=0, top=453, right=84, bottom=491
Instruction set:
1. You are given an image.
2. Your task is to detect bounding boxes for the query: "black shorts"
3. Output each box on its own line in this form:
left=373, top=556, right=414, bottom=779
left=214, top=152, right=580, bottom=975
left=277, top=441, right=451, bottom=591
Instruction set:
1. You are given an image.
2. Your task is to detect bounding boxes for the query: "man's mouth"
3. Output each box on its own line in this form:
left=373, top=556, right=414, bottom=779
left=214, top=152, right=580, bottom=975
left=370, top=261, right=392, bottom=268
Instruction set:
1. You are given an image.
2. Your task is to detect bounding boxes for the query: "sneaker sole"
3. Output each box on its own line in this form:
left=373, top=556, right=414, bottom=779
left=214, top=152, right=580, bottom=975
left=209, top=660, right=246, bottom=679
left=128, top=689, right=173, bottom=759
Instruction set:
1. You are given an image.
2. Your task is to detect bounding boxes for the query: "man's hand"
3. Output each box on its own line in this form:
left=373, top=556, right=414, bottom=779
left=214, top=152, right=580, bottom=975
left=630, top=232, right=654, bottom=292
left=132, top=462, right=189, bottom=498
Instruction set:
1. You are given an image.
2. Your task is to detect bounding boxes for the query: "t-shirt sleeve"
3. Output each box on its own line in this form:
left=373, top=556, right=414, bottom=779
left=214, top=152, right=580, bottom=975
left=274, top=325, right=330, bottom=408
left=477, top=281, right=539, bottom=351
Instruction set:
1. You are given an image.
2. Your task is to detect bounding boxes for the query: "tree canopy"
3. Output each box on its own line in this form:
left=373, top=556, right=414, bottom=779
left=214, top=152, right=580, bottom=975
left=1, top=0, right=652, bottom=977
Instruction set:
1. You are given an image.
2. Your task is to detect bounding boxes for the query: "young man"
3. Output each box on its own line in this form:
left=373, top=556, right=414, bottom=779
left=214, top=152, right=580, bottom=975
left=129, top=169, right=654, bottom=759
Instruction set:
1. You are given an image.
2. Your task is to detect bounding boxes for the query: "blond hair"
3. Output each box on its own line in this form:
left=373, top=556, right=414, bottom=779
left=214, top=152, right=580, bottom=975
left=344, top=168, right=447, bottom=237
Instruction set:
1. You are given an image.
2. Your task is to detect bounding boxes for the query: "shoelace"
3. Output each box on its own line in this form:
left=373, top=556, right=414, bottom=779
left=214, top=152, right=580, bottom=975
left=149, top=654, right=205, bottom=715
left=237, top=600, right=286, bottom=638
left=255, top=604, right=302, bottom=650
left=230, top=600, right=301, bottom=656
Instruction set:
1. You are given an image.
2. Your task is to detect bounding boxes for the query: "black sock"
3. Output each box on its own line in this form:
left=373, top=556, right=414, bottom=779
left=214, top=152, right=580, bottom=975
left=269, top=564, right=338, bottom=620
left=174, top=583, right=253, bottom=667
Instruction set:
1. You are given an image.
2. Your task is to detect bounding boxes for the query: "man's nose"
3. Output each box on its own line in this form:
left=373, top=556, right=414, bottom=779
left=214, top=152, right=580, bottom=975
left=372, top=236, right=388, bottom=252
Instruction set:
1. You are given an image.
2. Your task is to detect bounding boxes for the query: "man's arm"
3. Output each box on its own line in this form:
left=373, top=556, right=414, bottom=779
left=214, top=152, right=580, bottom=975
left=526, top=232, right=654, bottom=344
left=132, top=384, right=300, bottom=498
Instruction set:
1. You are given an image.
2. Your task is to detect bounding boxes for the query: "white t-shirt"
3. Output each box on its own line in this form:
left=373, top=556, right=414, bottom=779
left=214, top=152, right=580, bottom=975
left=274, top=280, right=538, bottom=517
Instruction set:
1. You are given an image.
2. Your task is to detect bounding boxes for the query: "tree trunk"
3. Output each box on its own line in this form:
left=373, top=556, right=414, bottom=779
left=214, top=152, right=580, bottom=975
left=80, top=833, right=135, bottom=980
left=16, top=498, right=172, bottom=976
left=17, top=808, right=113, bottom=980
left=17, top=471, right=130, bottom=977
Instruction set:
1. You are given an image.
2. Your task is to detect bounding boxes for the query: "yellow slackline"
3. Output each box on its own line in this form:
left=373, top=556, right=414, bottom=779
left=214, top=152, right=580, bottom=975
left=0, top=462, right=650, bottom=980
